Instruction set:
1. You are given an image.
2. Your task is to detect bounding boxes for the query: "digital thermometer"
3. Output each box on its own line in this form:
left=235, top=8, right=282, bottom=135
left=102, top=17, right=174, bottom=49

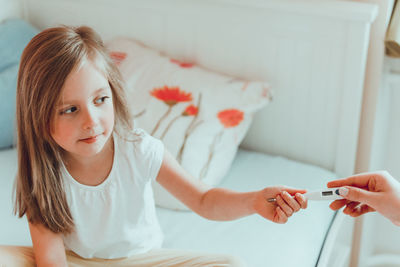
left=267, top=188, right=343, bottom=202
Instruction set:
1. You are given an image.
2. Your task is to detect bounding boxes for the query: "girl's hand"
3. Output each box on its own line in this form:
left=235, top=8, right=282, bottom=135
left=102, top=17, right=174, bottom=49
left=253, top=187, right=308, bottom=224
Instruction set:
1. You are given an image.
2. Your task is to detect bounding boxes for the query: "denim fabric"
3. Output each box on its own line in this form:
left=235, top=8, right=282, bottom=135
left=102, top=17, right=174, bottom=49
left=0, top=18, right=38, bottom=72
left=0, top=19, right=38, bottom=149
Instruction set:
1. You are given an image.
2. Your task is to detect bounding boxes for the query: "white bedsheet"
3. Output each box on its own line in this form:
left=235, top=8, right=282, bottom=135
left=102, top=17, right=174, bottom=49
left=157, top=149, right=337, bottom=267
left=0, top=148, right=337, bottom=267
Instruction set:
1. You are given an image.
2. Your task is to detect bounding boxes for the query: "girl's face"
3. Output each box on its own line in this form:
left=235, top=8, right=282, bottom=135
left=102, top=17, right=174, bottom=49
left=51, top=60, right=115, bottom=159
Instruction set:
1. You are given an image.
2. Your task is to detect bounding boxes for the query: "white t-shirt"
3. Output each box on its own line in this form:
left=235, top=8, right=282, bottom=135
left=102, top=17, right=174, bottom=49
left=61, top=129, right=165, bottom=259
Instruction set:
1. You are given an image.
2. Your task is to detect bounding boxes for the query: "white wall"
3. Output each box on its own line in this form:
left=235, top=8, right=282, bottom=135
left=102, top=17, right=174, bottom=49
left=349, top=0, right=396, bottom=265
left=0, top=0, right=22, bottom=22
left=358, top=55, right=400, bottom=267
left=373, top=58, right=400, bottom=259
left=383, top=61, right=400, bottom=178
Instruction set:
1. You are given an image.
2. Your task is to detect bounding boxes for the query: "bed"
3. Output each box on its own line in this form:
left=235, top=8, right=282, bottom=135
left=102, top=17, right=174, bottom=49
left=0, top=0, right=378, bottom=266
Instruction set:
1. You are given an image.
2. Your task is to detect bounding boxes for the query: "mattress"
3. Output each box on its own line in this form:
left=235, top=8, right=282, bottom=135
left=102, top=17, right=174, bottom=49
left=0, top=148, right=337, bottom=267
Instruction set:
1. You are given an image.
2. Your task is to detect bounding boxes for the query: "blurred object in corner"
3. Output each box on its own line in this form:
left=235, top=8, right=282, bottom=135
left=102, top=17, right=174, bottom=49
left=386, top=0, right=400, bottom=57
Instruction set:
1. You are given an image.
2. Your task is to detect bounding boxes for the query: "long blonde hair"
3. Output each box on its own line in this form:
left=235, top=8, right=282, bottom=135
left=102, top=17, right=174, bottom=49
left=14, top=25, right=132, bottom=234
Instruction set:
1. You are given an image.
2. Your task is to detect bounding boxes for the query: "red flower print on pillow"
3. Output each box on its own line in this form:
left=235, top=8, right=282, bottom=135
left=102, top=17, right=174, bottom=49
left=217, top=109, right=244, bottom=128
left=176, top=95, right=204, bottom=164
left=159, top=104, right=199, bottom=140
left=150, top=86, right=192, bottom=135
left=200, top=108, right=244, bottom=179
left=109, top=51, right=127, bottom=66
left=182, top=105, right=198, bottom=116
left=150, top=86, right=192, bottom=106
left=170, top=58, right=194, bottom=68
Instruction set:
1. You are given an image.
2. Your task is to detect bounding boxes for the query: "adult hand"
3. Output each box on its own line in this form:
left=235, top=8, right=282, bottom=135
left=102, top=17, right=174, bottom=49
left=327, top=171, right=400, bottom=226
left=253, top=186, right=307, bottom=224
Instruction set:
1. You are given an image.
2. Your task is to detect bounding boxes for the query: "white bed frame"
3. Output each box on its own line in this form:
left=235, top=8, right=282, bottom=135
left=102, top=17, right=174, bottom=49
left=20, top=0, right=378, bottom=178
left=2, top=0, right=378, bottom=265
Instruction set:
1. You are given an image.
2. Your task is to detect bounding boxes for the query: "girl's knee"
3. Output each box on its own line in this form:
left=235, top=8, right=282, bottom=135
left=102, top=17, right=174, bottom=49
left=208, top=253, right=246, bottom=267
left=224, top=254, right=246, bottom=267
left=0, top=246, right=35, bottom=267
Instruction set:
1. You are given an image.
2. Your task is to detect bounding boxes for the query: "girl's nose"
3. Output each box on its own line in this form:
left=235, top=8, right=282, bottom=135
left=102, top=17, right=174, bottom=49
left=82, top=107, right=99, bottom=130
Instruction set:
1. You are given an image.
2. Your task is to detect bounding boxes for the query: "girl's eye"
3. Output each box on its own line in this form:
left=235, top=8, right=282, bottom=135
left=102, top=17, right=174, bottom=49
left=61, top=106, right=77, bottom=115
left=95, top=96, right=109, bottom=104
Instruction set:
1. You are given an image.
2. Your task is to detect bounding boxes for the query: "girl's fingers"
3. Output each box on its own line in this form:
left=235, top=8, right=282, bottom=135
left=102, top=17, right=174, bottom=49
left=276, top=195, right=293, bottom=217
left=282, top=191, right=301, bottom=212
left=281, top=187, right=307, bottom=195
left=295, top=193, right=307, bottom=209
left=276, top=206, right=288, bottom=224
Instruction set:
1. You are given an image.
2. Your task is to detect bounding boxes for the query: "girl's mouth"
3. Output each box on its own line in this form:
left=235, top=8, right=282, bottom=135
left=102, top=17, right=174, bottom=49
left=80, top=134, right=100, bottom=144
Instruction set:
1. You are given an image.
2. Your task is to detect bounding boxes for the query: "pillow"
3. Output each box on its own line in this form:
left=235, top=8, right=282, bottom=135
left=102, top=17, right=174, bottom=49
left=107, top=38, right=272, bottom=210
left=0, top=64, right=18, bottom=149
left=0, top=19, right=38, bottom=149
left=0, top=19, right=38, bottom=72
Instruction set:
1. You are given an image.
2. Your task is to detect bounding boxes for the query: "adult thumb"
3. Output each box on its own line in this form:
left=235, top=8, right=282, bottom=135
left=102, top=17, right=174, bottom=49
left=339, top=186, right=377, bottom=206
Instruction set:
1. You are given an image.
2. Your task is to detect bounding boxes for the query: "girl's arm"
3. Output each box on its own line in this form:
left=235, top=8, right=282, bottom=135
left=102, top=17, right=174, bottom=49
left=156, top=150, right=307, bottom=223
left=28, top=221, right=68, bottom=267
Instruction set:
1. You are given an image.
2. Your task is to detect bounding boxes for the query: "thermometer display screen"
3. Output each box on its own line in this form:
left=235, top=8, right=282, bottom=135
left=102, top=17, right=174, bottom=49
left=322, top=191, right=333, bottom=196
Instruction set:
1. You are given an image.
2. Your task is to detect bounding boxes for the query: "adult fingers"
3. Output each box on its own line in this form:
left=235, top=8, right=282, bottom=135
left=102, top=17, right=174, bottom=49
left=346, top=204, right=375, bottom=217
left=329, top=199, right=348, bottom=210
left=327, top=173, right=373, bottom=189
left=339, top=186, right=377, bottom=207
left=343, top=201, right=360, bottom=215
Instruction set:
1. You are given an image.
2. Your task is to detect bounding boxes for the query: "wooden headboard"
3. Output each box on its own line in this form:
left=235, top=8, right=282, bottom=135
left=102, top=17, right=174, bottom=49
left=15, top=0, right=377, bottom=176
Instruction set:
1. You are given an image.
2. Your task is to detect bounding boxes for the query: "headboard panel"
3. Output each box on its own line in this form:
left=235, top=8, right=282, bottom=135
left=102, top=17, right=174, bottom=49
left=22, top=0, right=378, bottom=176
left=0, top=0, right=22, bottom=22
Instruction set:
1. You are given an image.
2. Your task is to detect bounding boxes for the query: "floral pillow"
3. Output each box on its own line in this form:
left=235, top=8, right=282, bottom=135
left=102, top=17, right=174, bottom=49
left=107, top=38, right=272, bottom=210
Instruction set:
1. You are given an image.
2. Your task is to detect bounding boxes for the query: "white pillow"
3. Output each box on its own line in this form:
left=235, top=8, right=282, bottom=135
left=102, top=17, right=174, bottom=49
left=107, top=38, right=271, bottom=210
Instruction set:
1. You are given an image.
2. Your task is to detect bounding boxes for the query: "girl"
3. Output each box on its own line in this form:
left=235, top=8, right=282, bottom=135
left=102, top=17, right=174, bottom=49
left=2, top=25, right=308, bottom=267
